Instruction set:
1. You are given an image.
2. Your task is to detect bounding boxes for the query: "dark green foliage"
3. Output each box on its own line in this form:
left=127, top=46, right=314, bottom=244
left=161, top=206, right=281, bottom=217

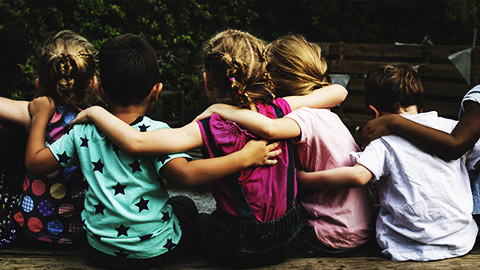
left=1, top=0, right=479, bottom=123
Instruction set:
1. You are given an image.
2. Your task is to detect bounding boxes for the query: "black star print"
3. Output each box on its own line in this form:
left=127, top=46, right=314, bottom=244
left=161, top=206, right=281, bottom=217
left=163, top=238, right=176, bottom=251
left=82, top=219, right=86, bottom=227
left=157, top=155, right=170, bottom=164
left=80, top=137, right=89, bottom=147
left=57, top=151, right=71, bottom=164
left=139, top=234, right=153, bottom=241
left=92, top=159, right=104, bottom=173
left=135, top=197, right=149, bottom=213
left=112, top=182, right=127, bottom=196
left=129, top=159, right=142, bottom=173
left=138, top=124, right=150, bottom=132
left=94, top=202, right=106, bottom=215
left=114, top=250, right=129, bottom=258
left=161, top=211, right=171, bottom=222
left=115, top=224, right=130, bottom=237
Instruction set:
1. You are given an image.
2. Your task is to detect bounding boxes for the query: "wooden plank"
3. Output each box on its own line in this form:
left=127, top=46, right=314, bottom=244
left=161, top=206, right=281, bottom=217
left=327, top=60, right=467, bottom=80
left=321, top=43, right=476, bottom=62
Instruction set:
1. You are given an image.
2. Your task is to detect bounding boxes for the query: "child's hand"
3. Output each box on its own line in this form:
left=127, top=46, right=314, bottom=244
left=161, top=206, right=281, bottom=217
left=362, top=114, right=397, bottom=149
left=242, top=139, right=281, bottom=167
left=70, top=106, right=102, bottom=126
left=194, top=103, right=237, bottom=121
left=28, top=96, right=55, bottom=120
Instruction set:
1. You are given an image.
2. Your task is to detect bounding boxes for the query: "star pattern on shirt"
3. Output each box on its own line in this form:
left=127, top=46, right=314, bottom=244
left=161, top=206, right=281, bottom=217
left=115, top=224, right=130, bottom=237
left=114, top=249, right=129, bottom=258
left=161, top=211, right=171, bottom=222
left=92, top=159, right=104, bottom=173
left=112, top=182, right=127, bottom=196
left=135, top=197, right=149, bottom=213
left=128, top=159, right=142, bottom=173
left=57, top=151, right=71, bottom=164
left=139, top=234, right=153, bottom=241
left=80, top=137, right=89, bottom=147
left=138, top=124, right=150, bottom=132
left=163, top=238, right=176, bottom=251
left=94, top=202, right=106, bottom=215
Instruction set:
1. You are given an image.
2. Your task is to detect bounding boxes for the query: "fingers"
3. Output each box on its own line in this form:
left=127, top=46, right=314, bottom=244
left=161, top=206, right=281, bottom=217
left=266, top=141, right=280, bottom=151
left=267, top=148, right=282, bottom=159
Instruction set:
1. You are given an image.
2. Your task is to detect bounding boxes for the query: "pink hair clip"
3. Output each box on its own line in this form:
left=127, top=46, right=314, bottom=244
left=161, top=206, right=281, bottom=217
left=229, top=77, right=236, bottom=82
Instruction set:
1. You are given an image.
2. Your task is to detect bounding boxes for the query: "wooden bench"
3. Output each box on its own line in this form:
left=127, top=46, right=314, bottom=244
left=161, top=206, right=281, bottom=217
left=321, top=42, right=480, bottom=144
left=1, top=236, right=480, bottom=269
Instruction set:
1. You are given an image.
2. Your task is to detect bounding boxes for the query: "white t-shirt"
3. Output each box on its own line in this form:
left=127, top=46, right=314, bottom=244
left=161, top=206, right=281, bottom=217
left=356, top=111, right=480, bottom=261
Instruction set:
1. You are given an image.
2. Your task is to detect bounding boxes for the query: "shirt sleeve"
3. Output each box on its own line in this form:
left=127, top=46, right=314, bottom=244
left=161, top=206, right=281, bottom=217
left=354, top=138, right=389, bottom=181
left=47, top=127, right=79, bottom=168
left=460, top=85, right=480, bottom=117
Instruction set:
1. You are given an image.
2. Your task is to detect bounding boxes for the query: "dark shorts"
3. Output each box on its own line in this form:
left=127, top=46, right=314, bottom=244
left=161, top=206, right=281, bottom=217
left=84, top=195, right=199, bottom=269
left=197, top=203, right=302, bottom=268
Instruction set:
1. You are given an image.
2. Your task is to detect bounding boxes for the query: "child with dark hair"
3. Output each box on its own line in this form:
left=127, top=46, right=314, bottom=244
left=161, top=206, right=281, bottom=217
left=24, top=33, right=279, bottom=268
left=0, top=27, right=30, bottom=248
left=297, top=64, right=480, bottom=261
left=69, top=29, right=347, bottom=268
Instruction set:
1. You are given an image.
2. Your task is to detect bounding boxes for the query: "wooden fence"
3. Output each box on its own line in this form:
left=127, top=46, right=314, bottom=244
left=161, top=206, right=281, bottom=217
left=321, top=42, right=480, bottom=144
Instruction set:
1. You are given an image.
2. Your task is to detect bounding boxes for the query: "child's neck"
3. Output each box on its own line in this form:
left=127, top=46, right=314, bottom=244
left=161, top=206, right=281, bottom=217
left=397, top=105, right=419, bottom=116
left=109, top=104, right=149, bottom=124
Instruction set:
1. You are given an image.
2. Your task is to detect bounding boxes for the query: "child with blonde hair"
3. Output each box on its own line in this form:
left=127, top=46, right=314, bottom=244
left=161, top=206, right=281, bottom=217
left=70, top=29, right=347, bottom=267
left=0, top=30, right=96, bottom=246
left=196, top=34, right=374, bottom=254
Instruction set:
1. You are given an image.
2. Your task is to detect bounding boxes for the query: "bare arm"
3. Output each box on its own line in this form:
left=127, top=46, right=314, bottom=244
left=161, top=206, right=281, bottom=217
left=362, top=102, right=480, bottom=160
left=0, top=97, right=30, bottom=130
left=25, top=97, right=62, bottom=175
left=195, top=104, right=301, bottom=140
left=297, top=163, right=373, bottom=189
left=71, top=106, right=204, bottom=156
left=161, top=140, right=281, bottom=187
left=283, top=84, right=347, bottom=111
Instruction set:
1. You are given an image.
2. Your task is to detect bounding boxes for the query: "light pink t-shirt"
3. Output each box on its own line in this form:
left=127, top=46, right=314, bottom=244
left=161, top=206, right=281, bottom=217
left=286, top=107, right=373, bottom=249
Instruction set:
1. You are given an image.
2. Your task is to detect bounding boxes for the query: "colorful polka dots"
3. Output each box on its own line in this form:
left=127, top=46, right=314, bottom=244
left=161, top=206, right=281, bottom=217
left=47, top=220, right=64, bottom=235
left=23, top=176, right=29, bottom=191
left=28, top=217, right=43, bottom=232
left=14, top=212, right=24, bottom=226
left=64, top=111, right=77, bottom=124
left=38, top=236, right=52, bottom=243
left=22, top=196, right=34, bottom=212
left=38, top=200, right=54, bottom=216
left=59, top=203, right=74, bottom=218
left=58, top=238, right=73, bottom=245
left=50, top=183, right=66, bottom=199
left=32, top=180, right=46, bottom=196
left=49, top=110, right=62, bottom=124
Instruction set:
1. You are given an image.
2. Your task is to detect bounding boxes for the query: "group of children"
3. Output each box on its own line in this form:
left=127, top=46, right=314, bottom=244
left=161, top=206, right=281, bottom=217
left=1, top=26, right=480, bottom=268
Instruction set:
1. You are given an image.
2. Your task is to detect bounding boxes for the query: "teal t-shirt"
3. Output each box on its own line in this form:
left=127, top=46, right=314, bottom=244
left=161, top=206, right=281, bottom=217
left=48, top=116, right=190, bottom=259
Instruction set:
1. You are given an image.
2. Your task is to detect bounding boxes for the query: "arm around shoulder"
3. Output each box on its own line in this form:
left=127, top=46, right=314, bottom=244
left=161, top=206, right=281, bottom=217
left=297, top=163, right=372, bottom=189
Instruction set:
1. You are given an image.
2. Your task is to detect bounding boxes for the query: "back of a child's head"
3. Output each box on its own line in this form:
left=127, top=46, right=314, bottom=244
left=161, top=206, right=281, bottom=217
left=0, top=27, right=30, bottom=97
left=364, top=64, right=424, bottom=113
left=266, top=34, right=329, bottom=97
left=202, top=29, right=273, bottom=108
left=38, top=30, right=96, bottom=109
left=99, top=34, right=160, bottom=106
